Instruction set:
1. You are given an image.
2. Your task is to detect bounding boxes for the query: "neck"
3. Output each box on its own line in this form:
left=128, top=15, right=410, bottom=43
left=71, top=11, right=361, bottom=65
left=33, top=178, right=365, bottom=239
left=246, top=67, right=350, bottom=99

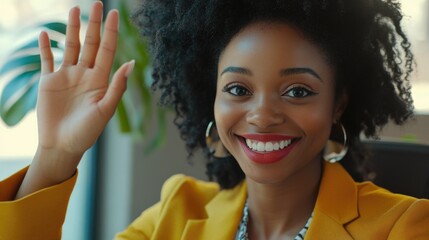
left=246, top=159, right=322, bottom=239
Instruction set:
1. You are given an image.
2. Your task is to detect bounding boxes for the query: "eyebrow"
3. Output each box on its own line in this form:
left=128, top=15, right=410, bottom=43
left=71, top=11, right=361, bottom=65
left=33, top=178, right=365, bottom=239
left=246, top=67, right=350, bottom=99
left=220, top=66, right=252, bottom=76
left=280, top=68, right=322, bottom=81
left=220, top=66, right=322, bottom=81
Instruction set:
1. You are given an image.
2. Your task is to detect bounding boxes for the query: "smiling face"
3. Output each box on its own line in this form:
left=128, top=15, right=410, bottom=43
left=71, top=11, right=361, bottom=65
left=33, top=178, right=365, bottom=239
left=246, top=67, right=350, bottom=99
left=214, top=22, right=346, bottom=185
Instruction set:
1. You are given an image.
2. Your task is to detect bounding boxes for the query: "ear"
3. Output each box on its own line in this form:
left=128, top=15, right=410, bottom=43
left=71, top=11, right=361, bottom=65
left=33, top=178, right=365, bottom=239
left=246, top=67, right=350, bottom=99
left=333, top=90, right=348, bottom=124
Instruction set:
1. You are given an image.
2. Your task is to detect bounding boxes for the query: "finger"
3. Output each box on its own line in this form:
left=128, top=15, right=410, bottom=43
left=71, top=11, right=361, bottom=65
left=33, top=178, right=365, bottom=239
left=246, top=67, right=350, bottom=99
left=98, top=60, right=134, bottom=117
left=39, top=31, right=54, bottom=75
left=62, top=6, right=81, bottom=66
left=94, top=9, right=119, bottom=77
left=80, top=1, right=103, bottom=67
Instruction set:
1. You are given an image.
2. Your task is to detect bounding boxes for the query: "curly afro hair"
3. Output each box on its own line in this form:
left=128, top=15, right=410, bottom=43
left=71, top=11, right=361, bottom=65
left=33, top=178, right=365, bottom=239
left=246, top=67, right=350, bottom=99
left=133, top=0, right=414, bottom=189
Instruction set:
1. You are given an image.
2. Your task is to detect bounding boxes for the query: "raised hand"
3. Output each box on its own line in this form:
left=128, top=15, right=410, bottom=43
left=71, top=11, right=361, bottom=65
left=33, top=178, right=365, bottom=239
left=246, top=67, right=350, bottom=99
left=16, top=2, right=134, bottom=198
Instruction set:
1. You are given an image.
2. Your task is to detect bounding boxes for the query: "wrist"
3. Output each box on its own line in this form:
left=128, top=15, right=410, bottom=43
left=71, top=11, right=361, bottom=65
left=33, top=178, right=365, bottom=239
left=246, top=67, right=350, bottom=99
left=15, top=146, right=83, bottom=199
left=33, top=146, right=83, bottom=184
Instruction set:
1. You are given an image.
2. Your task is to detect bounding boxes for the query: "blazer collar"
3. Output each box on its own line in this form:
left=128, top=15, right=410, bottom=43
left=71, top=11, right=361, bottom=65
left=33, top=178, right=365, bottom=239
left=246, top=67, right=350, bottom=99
left=181, top=180, right=247, bottom=240
left=318, top=162, right=359, bottom=223
left=305, top=162, right=359, bottom=239
left=181, top=162, right=359, bottom=239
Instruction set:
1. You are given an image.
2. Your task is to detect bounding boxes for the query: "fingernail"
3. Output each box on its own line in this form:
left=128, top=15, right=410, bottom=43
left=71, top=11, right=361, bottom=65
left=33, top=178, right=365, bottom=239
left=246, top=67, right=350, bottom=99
left=125, top=60, right=135, bottom=78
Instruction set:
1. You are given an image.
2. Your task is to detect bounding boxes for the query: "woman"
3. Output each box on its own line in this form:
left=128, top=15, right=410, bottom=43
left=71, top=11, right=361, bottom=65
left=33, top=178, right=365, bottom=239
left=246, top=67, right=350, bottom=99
left=0, top=0, right=428, bottom=239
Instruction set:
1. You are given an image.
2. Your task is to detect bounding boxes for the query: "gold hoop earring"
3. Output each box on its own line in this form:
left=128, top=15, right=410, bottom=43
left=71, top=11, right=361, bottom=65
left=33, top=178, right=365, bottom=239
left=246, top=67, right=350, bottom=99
left=323, top=123, right=348, bottom=163
left=205, top=121, right=230, bottom=158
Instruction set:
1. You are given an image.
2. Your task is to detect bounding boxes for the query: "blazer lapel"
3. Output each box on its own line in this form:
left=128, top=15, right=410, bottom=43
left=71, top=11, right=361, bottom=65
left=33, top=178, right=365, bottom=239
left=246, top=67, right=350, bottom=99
left=306, top=162, right=359, bottom=239
left=181, top=162, right=359, bottom=239
left=181, top=181, right=247, bottom=240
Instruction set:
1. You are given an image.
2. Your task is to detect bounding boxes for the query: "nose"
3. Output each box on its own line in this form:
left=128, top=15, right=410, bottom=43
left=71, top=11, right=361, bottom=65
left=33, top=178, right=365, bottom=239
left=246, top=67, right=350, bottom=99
left=246, top=95, right=285, bottom=129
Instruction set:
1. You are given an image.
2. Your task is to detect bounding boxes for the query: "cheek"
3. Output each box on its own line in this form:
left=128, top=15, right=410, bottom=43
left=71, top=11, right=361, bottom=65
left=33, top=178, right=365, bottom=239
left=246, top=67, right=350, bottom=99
left=214, top=95, right=244, bottom=144
left=301, top=107, right=332, bottom=134
left=214, top=96, right=233, bottom=135
left=292, top=98, right=335, bottom=145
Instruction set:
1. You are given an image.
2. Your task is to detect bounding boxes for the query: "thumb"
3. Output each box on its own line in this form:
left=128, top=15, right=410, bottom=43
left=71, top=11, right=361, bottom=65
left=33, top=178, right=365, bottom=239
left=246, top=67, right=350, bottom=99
left=98, top=60, right=135, bottom=118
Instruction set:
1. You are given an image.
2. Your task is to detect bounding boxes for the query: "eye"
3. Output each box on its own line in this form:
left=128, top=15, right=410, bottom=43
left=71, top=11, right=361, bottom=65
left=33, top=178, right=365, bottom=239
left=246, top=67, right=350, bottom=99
left=283, top=86, right=315, bottom=98
left=223, top=83, right=251, bottom=96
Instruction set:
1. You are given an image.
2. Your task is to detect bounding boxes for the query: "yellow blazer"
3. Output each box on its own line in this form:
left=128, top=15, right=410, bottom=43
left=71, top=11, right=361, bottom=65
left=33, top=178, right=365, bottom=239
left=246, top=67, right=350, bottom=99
left=116, top=162, right=429, bottom=239
left=1, top=163, right=428, bottom=240
left=0, top=167, right=76, bottom=240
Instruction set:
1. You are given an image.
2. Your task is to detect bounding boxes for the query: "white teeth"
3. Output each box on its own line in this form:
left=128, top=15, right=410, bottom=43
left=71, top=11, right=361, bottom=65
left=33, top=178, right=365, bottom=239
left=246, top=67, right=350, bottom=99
left=252, top=142, right=257, bottom=150
left=246, top=139, right=252, bottom=147
left=265, top=142, right=274, bottom=151
left=273, top=142, right=279, bottom=150
left=245, top=139, right=294, bottom=152
left=257, top=142, right=264, bottom=151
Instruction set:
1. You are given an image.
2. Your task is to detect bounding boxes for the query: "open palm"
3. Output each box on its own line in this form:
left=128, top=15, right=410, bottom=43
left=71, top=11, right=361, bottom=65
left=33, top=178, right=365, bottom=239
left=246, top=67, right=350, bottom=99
left=37, top=2, right=133, bottom=162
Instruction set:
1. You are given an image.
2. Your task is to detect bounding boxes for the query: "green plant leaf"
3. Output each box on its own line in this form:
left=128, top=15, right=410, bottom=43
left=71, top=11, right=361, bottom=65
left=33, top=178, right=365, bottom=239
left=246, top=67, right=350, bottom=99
left=0, top=71, right=39, bottom=126
left=0, top=19, right=66, bottom=126
left=41, top=22, right=67, bottom=34
left=0, top=55, right=41, bottom=75
left=14, top=39, right=61, bottom=53
left=0, top=69, right=39, bottom=104
left=110, top=0, right=172, bottom=153
left=117, top=99, right=131, bottom=132
left=0, top=0, right=168, bottom=154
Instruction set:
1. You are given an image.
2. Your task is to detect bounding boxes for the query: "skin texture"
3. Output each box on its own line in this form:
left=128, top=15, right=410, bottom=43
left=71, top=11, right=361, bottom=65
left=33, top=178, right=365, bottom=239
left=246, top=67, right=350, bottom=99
left=15, top=2, right=134, bottom=199
left=214, top=22, right=347, bottom=239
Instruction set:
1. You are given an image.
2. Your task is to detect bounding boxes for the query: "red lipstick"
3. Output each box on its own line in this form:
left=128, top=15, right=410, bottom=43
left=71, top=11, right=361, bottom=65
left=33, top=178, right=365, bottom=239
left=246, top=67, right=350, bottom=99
left=239, top=134, right=300, bottom=164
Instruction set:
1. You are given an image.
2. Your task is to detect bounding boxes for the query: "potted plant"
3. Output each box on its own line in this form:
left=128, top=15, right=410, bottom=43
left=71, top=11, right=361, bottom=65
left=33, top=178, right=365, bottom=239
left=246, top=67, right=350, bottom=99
left=0, top=1, right=168, bottom=153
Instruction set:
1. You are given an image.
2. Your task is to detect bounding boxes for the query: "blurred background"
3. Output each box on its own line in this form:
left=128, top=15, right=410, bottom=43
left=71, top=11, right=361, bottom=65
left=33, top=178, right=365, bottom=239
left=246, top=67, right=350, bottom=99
left=0, top=0, right=428, bottom=239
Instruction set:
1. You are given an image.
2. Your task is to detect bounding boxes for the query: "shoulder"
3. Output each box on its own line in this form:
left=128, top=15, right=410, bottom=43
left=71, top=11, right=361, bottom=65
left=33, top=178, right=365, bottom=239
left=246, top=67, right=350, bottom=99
left=115, top=175, right=222, bottom=239
left=159, top=174, right=220, bottom=204
left=354, top=181, right=429, bottom=238
left=155, top=174, right=224, bottom=220
left=355, top=180, right=418, bottom=208
left=356, top=179, right=429, bottom=210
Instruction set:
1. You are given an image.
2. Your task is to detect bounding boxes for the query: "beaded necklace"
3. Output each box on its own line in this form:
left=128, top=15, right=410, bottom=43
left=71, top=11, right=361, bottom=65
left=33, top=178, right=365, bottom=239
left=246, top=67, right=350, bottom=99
left=235, top=200, right=313, bottom=240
